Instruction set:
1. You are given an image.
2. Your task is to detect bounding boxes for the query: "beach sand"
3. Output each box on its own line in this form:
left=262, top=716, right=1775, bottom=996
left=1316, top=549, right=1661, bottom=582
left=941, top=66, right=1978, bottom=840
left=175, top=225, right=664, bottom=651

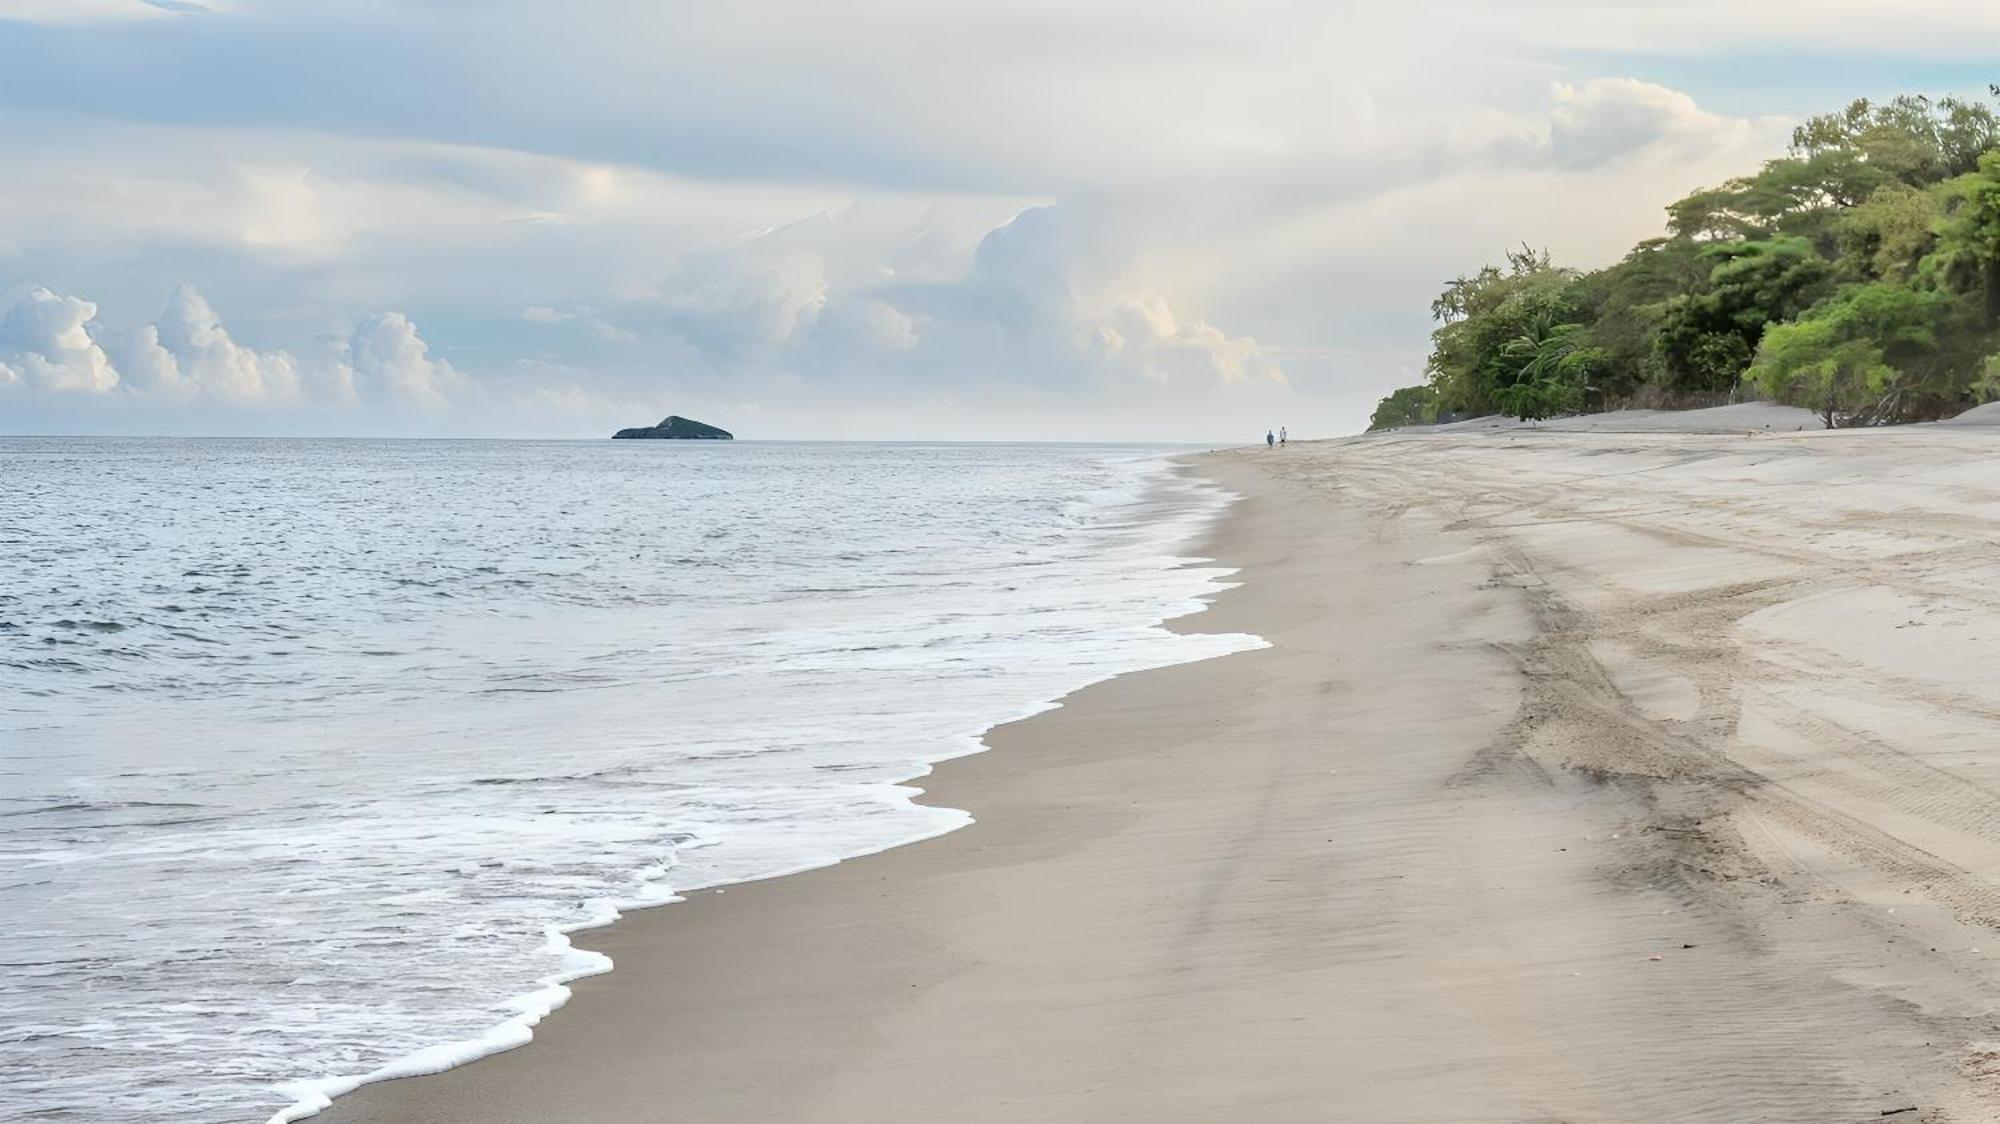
left=326, top=426, right=2000, bottom=1123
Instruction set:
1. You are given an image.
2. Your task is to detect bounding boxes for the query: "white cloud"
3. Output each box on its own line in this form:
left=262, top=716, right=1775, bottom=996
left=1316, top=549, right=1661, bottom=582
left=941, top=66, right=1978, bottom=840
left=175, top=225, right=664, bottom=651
left=344, top=311, right=463, bottom=408
left=520, top=304, right=638, bottom=343
left=0, top=287, right=119, bottom=393
left=1, top=281, right=465, bottom=419
left=120, top=284, right=303, bottom=403
left=722, top=204, right=1290, bottom=395
left=1100, top=294, right=1283, bottom=386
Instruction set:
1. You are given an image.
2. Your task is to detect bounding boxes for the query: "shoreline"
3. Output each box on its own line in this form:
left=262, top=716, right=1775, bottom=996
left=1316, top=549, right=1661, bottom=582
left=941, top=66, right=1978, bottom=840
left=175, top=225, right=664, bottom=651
left=280, top=455, right=1256, bottom=1123
left=322, top=452, right=1364, bottom=1123
left=327, top=433, right=2000, bottom=1122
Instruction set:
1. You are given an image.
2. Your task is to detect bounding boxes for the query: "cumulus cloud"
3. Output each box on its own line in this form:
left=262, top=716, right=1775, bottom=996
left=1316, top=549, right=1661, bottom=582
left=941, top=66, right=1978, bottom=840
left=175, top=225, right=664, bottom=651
left=2, top=282, right=464, bottom=416
left=120, top=284, right=303, bottom=403
left=1099, top=295, right=1283, bottom=386
left=828, top=299, right=919, bottom=353
left=1542, top=79, right=1779, bottom=170
left=0, top=287, right=119, bottom=393
left=656, top=252, right=831, bottom=356
left=629, top=204, right=1286, bottom=395
left=344, top=311, right=464, bottom=408
left=925, top=206, right=1283, bottom=388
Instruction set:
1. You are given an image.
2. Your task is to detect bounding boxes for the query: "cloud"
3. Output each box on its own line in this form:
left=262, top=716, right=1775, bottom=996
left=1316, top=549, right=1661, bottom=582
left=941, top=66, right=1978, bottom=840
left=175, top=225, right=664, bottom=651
left=492, top=200, right=1289, bottom=427
left=344, top=311, right=464, bottom=408
left=520, top=304, right=638, bottom=343
left=1425, top=0, right=2000, bottom=57
left=818, top=299, right=919, bottom=354
left=655, top=251, right=831, bottom=356
left=0, top=0, right=185, bottom=24
left=698, top=204, right=1290, bottom=394
left=1099, top=294, right=1283, bottom=386
left=1542, top=78, right=1779, bottom=170
left=929, top=205, right=1283, bottom=388
left=0, top=0, right=1988, bottom=195
left=119, top=284, right=303, bottom=403
left=0, top=286, right=119, bottom=393
left=2, top=281, right=465, bottom=418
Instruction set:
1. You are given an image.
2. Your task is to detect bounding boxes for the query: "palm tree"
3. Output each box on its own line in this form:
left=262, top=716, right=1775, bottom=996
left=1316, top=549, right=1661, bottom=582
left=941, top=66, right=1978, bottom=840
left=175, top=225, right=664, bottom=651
left=1495, top=314, right=1598, bottom=420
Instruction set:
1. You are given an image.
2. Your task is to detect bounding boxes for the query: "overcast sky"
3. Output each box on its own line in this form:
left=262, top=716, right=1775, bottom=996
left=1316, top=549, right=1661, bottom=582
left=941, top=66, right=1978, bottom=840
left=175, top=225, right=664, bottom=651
left=1, top=1, right=1995, bottom=440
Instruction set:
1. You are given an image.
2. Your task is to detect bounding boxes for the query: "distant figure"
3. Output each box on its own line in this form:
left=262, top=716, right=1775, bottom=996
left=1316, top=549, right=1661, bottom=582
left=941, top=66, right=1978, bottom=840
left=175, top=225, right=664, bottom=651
left=1280, top=427, right=1287, bottom=445
left=1266, top=430, right=1275, bottom=448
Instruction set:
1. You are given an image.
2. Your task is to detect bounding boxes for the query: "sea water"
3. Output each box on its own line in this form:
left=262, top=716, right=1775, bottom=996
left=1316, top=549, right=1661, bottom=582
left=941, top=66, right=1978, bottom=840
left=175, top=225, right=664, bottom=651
left=0, top=439, right=1260, bottom=1123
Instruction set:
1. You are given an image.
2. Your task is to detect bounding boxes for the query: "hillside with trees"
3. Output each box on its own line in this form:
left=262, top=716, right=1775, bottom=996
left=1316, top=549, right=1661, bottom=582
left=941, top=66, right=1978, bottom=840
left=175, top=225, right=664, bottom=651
left=1370, top=89, right=2000, bottom=430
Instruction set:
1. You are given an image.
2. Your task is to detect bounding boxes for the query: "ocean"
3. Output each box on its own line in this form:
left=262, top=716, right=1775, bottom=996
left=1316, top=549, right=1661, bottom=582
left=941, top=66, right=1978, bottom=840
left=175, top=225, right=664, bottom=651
left=0, top=438, right=1260, bottom=1123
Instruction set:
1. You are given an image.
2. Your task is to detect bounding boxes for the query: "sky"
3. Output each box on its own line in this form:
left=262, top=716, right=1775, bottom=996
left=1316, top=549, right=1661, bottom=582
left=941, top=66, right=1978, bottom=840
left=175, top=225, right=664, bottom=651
left=0, top=1, right=1996, bottom=440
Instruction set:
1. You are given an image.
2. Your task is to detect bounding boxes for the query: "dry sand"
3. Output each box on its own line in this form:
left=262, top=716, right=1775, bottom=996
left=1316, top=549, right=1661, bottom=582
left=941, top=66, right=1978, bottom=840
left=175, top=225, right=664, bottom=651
left=326, top=426, right=2000, bottom=1123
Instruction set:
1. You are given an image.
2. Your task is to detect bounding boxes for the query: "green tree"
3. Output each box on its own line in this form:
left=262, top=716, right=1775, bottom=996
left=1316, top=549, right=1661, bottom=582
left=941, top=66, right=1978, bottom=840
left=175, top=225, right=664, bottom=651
left=1791, top=95, right=2000, bottom=183
left=1367, top=385, right=1439, bottom=430
left=1669, top=153, right=1892, bottom=242
left=1927, top=151, right=2000, bottom=319
left=1835, top=182, right=1950, bottom=283
left=1654, top=237, right=1833, bottom=392
left=1422, top=246, right=1594, bottom=416
left=1492, top=315, right=1602, bottom=420
left=1973, top=354, right=2000, bottom=403
left=1398, top=86, right=2000, bottom=431
left=1570, top=237, right=1708, bottom=398
left=1668, top=96, right=1999, bottom=247
left=1747, top=283, right=1959, bottom=425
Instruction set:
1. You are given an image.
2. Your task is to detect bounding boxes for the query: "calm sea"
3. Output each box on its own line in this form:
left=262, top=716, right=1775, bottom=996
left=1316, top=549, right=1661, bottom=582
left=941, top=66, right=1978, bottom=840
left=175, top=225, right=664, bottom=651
left=0, top=438, right=1259, bottom=1123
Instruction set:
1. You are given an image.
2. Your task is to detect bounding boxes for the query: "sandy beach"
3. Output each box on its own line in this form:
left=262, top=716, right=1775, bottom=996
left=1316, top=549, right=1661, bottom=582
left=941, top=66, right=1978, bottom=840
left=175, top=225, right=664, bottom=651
left=326, top=423, right=2000, bottom=1123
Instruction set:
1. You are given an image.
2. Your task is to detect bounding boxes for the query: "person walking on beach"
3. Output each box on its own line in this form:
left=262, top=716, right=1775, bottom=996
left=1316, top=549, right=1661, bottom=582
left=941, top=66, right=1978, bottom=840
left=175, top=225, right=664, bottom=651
left=1266, top=430, right=1275, bottom=448
left=1280, top=426, right=1287, bottom=445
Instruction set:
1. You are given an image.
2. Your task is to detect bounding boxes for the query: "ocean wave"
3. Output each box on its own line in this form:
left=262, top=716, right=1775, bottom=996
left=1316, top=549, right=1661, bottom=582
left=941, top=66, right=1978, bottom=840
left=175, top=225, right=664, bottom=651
left=0, top=440, right=1260, bottom=1124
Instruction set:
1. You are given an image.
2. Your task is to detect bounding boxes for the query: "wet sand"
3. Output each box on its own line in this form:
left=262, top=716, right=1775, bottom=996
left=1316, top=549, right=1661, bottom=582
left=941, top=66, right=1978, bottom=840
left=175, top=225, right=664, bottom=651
left=326, top=428, right=2000, bottom=1123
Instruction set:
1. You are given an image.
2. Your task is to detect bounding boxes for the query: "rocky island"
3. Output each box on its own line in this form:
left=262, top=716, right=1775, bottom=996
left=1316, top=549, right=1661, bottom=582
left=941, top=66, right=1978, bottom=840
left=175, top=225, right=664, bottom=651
left=611, top=416, right=734, bottom=440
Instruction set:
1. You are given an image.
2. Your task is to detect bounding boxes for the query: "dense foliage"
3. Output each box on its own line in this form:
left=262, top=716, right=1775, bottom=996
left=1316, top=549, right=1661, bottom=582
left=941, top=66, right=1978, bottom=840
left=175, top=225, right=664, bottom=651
left=1371, top=91, right=2000, bottom=429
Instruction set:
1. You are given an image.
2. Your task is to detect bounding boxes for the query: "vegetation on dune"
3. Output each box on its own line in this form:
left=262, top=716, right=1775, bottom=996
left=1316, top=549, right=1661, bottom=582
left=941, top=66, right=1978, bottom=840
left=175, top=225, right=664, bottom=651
left=1371, top=89, right=2000, bottom=429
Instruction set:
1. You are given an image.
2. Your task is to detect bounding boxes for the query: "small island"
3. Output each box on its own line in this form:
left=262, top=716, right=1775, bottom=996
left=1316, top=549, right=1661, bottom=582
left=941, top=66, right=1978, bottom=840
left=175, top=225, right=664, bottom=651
left=611, top=415, right=734, bottom=440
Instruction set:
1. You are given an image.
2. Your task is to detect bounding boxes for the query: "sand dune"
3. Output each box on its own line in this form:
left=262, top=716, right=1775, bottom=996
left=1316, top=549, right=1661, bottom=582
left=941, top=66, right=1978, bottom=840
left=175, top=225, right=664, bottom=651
left=326, top=429, right=2000, bottom=1123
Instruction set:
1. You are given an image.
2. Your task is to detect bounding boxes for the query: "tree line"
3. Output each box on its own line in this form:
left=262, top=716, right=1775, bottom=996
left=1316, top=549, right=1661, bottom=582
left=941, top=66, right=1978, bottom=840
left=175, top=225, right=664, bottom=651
left=1370, top=89, right=2000, bottom=430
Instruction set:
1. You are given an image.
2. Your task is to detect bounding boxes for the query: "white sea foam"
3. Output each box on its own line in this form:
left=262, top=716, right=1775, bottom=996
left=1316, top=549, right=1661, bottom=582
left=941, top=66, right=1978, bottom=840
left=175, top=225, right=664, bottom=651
left=266, top=926, right=614, bottom=1124
left=0, top=440, right=1260, bottom=1123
